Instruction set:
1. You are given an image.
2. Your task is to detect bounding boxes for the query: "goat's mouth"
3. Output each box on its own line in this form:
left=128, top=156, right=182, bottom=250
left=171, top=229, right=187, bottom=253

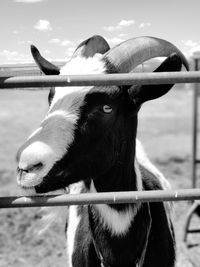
left=17, top=157, right=70, bottom=193
left=17, top=153, right=78, bottom=194
left=17, top=173, right=69, bottom=195
left=17, top=172, right=41, bottom=195
left=32, top=170, right=70, bottom=194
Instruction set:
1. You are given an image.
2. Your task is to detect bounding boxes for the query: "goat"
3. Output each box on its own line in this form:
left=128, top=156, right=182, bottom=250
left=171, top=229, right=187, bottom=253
left=17, top=35, right=188, bottom=267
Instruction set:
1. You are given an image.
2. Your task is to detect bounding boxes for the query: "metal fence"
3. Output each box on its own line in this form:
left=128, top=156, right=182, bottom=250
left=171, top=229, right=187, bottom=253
left=1, top=71, right=200, bottom=89
left=1, top=69, right=200, bottom=209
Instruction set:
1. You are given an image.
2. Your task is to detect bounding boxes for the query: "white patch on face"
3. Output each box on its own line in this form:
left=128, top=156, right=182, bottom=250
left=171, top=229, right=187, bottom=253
left=60, top=54, right=105, bottom=76
left=89, top=181, right=139, bottom=237
left=18, top=55, right=106, bottom=190
left=18, top=141, right=55, bottom=188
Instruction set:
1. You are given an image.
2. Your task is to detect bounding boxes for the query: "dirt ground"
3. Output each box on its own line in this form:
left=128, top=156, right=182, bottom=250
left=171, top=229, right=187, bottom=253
left=0, top=87, right=200, bottom=266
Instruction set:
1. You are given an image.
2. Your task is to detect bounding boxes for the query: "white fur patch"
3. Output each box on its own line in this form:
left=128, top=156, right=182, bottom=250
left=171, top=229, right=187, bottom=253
left=18, top=141, right=55, bottom=188
left=60, top=54, right=105, bottom=76
left=66, top=182, right=83, bottom=267
left=66, top=205, right=80, bottom=267
left=135, top=159, right=143, bottom=191
left=136, top=139, right=171, bottom=190
left=89, top=181, right=139, bottom=236
left=136, top=139, right=173, bottom=218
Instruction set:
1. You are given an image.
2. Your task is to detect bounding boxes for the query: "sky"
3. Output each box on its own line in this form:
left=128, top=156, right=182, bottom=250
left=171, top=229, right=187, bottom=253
left=0, top=0, right=200, bottom=65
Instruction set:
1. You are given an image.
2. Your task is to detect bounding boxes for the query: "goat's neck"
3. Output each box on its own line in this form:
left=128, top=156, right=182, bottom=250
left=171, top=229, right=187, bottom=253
left=84, top=126, right=148, bottom=265
left=86, top=137, right=147, bottom=266
left=89, top=134, right=141, bottom=212
left=92, top=140, right=139, bottom=193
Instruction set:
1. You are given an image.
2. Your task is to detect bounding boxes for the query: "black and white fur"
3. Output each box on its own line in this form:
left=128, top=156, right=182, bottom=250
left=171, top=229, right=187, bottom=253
left=17, top=35, right=188, bottom=267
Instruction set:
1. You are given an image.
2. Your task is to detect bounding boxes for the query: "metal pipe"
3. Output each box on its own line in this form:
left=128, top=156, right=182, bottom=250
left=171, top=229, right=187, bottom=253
left=192, top=59, right=199, bottom=188
left=1, top=72, right=200, bottom=89
left=0, top=189, right=200, bottom=209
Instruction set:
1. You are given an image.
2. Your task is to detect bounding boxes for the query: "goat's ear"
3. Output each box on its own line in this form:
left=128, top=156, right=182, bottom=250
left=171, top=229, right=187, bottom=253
left=128, top=53, right=183, bottom=104
left=31, top=45, right=60, bottom=75
left=72, top=35, right=110, bottom=58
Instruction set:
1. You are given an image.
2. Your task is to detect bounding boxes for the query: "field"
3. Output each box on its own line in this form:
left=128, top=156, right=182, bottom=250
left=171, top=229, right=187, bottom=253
left=0, top=85, right=200, bottom=266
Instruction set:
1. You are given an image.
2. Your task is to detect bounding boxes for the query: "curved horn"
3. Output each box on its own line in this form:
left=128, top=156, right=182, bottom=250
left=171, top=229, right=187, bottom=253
left=31, top=45, right=60, bottom=75
left=103, top=36, right=188, bottom=73
left=72, top=35, right=110, bottom=58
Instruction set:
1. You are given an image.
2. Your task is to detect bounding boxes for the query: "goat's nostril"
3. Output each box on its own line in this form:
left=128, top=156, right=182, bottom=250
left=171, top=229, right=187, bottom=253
left=18, top=162, right=44, bottom=174
left=30, top=162, right=44, bottom=171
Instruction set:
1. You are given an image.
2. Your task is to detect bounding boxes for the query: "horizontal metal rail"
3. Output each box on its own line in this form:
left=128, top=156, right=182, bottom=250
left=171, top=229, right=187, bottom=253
left=1, top=71, right=200, bottom=89
left=1, top=189, right=200, bottom=209
left=0, top=69, right=41, bottom=77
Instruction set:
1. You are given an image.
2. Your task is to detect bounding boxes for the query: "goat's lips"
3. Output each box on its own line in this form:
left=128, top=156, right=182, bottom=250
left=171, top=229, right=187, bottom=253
left=17, top=168, right=44, bottom=189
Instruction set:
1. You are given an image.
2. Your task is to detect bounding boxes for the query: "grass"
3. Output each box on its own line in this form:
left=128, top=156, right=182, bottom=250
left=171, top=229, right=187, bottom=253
left=0, top=85, right=199, bottom=266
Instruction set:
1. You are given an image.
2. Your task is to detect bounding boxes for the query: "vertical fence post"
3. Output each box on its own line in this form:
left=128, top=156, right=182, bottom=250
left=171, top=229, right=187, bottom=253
left=184, top=60, right=200, bottom=243
left=192, top=54, right=200, bottom=188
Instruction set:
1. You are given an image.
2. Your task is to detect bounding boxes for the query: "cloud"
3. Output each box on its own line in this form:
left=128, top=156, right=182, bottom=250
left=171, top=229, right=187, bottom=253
left=103, top=19, right=135, bottom=32
left=103, top=26, right=116, bottom=32
left=18, top=40, right=32, bottom=44
left=181, top=40, right=200, bottom=57
left=139, top=22, right=151, bottom=29
left=118, top=33, right=127, bottom=38
left=13, top=30, right=20, bottom=34
left=48, top=38, right=73, bottom=47
left=119, top=20, right=135, bottom=27
left=181, top=40, right=197, bottom=48
left=0, top=50, right=32, bottom=63
left=106, top=37, right=125, bottom=46
left=48, top=38, right=61, bottom=44
left=34, top=19, right=52, bottom=32
left=44, top=49, right=50, bottom=54
left=14, top=0, right=47, bottom=3
left=12, top=27, right=25, bottom=35
left=0, top=50, right=19, bottom=58
left=60, top=40, right=73, bottom=47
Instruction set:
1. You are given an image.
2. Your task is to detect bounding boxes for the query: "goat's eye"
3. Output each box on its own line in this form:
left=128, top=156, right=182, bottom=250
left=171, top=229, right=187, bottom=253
left=102, top=105, right=112, bottom=114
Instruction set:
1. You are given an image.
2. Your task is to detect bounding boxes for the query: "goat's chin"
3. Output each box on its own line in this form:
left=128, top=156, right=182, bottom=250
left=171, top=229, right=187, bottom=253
left=19, top=185, right=68, bottom=199
left=34, top=179, right=68, bottom=194
left=19, top=187, right=37, bottom=196
left=35, top=183, right=56, bottom=194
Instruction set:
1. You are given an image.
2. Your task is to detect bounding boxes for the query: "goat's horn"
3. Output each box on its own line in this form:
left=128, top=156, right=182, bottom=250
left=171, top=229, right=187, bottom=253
left=31, top=45, right=60, bottom=75
left=103, top=36, right=189, bottom=73
left=72, top=35, right=110, bottom=58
